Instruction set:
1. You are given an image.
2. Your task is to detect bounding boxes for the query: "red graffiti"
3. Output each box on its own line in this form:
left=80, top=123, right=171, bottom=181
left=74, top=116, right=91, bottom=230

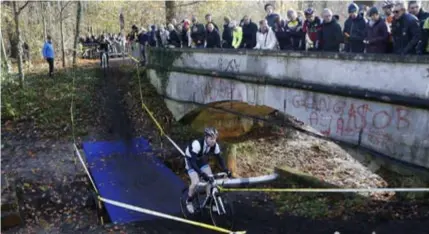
left=333, top=100, right=346, bottom=115
left=291, top=95, right=413, bottom=136
left=372, top=111, right=392, bottom=129
left=308, top=111, right=332, bottom=136
left=396, top=107, right=411, bottom=130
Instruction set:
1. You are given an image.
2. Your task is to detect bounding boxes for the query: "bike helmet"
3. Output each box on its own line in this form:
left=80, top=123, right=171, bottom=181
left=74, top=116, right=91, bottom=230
left=304, top=8, right=314, bottom=15
left=204, top=127, right=218, bottom=138
left=382, top=0, right=394, bottom=8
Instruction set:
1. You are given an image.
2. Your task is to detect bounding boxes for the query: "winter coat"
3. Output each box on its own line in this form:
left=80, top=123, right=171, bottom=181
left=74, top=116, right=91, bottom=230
left=365, top=18, right=390, bottom=53
left=254, top=28, right=277, bottom=50
left=317, top=19, right=343, bottom=52
left=343, top=15, right=367, bottom=53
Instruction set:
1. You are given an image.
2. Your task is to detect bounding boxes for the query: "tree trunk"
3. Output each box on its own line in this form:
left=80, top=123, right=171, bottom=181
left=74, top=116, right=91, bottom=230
left=165, top=1, right=177, bottom=24
left=72, top=1, right=82, bottom=67
left=12, top=2, right=25, bottom=88
left=60, top=12, right=66, bottom=68
left=5, top=17, right=18, bottom=59
left=1, top=32, right=11, bottom=75
left=40, top=2, right=47, bottom=40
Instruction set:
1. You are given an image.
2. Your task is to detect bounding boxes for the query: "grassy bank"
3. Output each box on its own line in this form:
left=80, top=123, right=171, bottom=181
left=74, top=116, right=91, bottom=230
left=1, top=68, right=99, bottom=139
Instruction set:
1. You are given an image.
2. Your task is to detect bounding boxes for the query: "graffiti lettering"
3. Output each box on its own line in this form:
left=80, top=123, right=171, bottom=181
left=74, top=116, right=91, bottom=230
left=290, top=95, right=413, bottom=138
left=396, top=107, right=411, bottom=130
left=203, top=78, right=244, bottom=103
left=292, top=95, right=331, bottom=111
left=372, top=111, right=392, bottom=129
left=218, top=58, right=240, bottom=73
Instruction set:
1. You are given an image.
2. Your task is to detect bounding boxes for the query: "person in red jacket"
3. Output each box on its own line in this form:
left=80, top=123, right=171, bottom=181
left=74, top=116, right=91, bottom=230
left=302, top=8, right=322, bottom=50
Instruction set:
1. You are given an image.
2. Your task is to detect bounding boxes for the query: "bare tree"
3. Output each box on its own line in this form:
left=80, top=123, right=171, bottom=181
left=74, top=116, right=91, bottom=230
left=72, top=1, right=82, bottom=67
left=58, top=1, right=72, bottom=68
left=1, top=32, right=11, bottom=75
left=12, top=1, right=30, bottom=88
left=165, top=1, right=177, bottom=24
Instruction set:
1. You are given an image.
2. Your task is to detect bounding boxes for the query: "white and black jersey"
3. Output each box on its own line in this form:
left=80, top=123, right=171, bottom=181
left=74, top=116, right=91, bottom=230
left=184, top=138, right=226, bottom=174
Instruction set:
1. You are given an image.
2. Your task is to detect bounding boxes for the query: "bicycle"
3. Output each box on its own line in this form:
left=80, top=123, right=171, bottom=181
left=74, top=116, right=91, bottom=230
left=180, top=172, right=235, bottom=230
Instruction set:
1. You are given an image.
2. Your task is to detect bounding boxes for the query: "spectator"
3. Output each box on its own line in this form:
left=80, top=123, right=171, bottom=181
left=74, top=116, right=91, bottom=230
left=171, top=18, right=181, bottom=32
left=205, top=14, right=219, bottom=31
left=273, top=16, right=292, bottom=50
left=241, top=15, right=258, bottom=49
left=382, top=0, right=395, bottom=53
left=382, top=0, right=395, bottom=26
left=344, top=3, right=367, bottom=53
left=148, top=25, right=157, bottom=47
left=98, top=35, right=110, bottom=67
left=222, top=16, right=233, bottom=48
left=158, top=24, right=170, bottom=48
left=206, top=23, right=221, bottom=48
left=334, top=15, right=340, bottom=21
left=167, top=23, right=181, bottom=48
left=130, top=25, right=139, bottom=41
left=137, top=28, right=148, bottom=65
left=303, top=8, right=322, bottom=51
left=22, top=42, right=30, bottom=64
left=181, top=20, right=192, bottom=48
left=317, top=8, right=343, bottom=52
left=254, top=19, right=277, bottom=50
left=42, top=35, right=55, bottom=77
left=231, top=21, right=243, bottom=49
left=408, top=1, right=429, bottom=53
left=286, top=9, right=304, bottom=50
left=408, top=1, right=429, bottom=21
left=191, top=16, right=206, bottom=48
left=265, top=3, right=280, bottom=29
left=391, top=2, right=421, bottom=54
left=423, top=17, right=429, bottom=54
left=364, top=7, right=390, bottom=53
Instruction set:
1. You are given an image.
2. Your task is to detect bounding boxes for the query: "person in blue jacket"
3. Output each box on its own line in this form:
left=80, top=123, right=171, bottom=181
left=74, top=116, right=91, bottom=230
left=42, top=35, right=55, bottom=77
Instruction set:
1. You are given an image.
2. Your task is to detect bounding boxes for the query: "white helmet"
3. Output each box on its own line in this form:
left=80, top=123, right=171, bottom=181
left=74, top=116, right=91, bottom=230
left=204, top=127, right=218, bottom=138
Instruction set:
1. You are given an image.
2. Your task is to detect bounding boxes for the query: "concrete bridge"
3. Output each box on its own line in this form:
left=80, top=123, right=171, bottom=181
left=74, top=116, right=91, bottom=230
left=143, top=47, right=429, bottom=170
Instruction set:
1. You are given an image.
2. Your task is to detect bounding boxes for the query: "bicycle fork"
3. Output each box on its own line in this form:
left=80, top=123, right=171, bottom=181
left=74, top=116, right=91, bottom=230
left=211, top=187, right=226, bottom=215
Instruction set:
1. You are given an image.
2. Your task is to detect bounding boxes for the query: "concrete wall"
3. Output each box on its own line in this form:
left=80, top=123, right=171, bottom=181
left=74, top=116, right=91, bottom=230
left=144, top=48, right=429, bottom=169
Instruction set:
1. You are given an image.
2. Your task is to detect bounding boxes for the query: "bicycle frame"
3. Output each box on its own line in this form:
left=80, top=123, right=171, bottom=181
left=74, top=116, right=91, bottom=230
left=197, top=173, right=228, bottom=215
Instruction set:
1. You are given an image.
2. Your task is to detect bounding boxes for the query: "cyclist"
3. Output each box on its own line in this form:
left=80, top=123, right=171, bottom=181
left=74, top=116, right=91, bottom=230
left=98, top=35, right=110, bottom=68
left=184, top=127, right=231, bottom=214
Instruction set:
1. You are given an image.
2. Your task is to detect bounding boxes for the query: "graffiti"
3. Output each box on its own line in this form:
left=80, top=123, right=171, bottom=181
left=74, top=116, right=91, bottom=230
left=291, top=95, right=413, bottom=138
left=203, top=78, right=244, bottom=103
left=218, top=58, right=240, bottom=73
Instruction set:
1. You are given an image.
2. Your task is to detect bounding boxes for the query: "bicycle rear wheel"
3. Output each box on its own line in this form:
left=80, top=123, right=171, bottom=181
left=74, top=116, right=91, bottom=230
left=209, top=193, right=234, bottom=230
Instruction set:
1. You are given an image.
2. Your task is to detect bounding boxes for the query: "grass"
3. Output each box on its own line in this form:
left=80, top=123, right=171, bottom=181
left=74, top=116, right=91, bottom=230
left=1, top=67, right=99, bottom=139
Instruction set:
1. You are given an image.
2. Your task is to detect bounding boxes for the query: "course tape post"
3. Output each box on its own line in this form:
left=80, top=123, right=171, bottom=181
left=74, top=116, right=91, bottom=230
left=99, top=196, right=246, bottom=234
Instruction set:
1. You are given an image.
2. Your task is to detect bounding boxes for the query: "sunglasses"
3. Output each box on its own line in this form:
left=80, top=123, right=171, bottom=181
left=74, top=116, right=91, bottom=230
left=393, top=10, right=401, bottom=14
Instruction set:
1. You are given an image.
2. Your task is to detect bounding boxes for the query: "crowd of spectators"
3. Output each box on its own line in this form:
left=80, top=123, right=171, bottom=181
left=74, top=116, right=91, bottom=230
left=128, top=0, right=429, bottom=64
left=78, top=33, right=126, bottom=59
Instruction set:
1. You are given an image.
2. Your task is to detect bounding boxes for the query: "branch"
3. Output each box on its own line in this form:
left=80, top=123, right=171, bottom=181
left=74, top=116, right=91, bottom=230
left=61, top=1, right=72, bottom=12
left=177, top=1, right=201, bottom=7
left=17, top=1, right=30, bottom=15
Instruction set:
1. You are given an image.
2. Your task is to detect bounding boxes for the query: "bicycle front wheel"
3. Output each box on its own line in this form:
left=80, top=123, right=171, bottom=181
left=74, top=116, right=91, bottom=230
left=209, top=193, right=234, bottom=230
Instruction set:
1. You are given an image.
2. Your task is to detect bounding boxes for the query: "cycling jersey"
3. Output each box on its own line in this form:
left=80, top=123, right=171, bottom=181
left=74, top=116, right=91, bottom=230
left=184, top=138, right=226, bottom=175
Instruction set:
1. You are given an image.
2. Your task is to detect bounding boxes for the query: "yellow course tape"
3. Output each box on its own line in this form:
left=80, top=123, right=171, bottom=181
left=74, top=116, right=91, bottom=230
left=219, top=187, right=429, bottom=193
left=99, top=196, right=246, bottom=234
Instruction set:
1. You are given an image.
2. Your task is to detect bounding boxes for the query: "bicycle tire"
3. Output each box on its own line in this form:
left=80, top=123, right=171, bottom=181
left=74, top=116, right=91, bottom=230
left=209, top=192, right=235, bottom=230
